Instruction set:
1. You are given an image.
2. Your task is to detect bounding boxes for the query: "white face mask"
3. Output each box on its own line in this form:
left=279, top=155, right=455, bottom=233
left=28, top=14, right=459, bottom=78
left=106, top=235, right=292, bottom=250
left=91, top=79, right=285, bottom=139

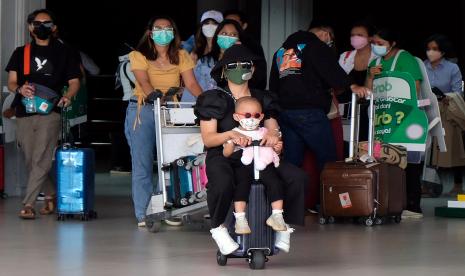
left=202, top=24, right=217, bottom=38
left=426, top=50, right=443, bottom=63
left=239, top=118, right=260, bottom=131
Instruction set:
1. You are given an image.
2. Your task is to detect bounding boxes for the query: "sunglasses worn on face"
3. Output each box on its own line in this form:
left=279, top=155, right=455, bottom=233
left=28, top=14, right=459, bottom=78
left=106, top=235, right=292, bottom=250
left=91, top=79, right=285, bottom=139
left=226, top=62, right=253, bottom=70
left=236, top=112, right=261, bottom=119
left=32, top=21, right=54, bottom=28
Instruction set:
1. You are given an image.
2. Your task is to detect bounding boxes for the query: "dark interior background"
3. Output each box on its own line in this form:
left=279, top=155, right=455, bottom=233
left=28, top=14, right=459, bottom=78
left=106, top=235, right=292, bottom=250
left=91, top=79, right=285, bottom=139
left=313, top=0, right=464, bottom=70
left=46, top=0, right=262, bottom=74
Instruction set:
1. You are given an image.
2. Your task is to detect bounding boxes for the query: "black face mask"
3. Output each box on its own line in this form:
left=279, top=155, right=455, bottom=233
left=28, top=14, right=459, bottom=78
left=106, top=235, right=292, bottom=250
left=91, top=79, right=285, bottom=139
left=33, top=24, right=53, bottom=40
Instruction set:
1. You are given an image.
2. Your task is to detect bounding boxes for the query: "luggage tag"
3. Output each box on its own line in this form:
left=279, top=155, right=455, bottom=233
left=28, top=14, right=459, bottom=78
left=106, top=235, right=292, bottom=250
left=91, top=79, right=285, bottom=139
left=339, top=192, right=352, bottom=209
left=359, top=154, right=376, bottom=163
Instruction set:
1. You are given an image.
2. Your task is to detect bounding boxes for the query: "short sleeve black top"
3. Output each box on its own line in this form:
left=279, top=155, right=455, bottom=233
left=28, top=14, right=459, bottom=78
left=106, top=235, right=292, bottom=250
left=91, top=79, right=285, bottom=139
left=5, top=39, right=82, bottom=117
left=194, top=88, right=280, bottom=154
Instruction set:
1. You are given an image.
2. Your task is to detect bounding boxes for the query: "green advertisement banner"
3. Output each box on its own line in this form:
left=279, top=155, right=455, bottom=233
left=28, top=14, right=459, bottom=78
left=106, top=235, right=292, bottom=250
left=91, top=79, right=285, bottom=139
left=372, top=71, right=428, bottom=152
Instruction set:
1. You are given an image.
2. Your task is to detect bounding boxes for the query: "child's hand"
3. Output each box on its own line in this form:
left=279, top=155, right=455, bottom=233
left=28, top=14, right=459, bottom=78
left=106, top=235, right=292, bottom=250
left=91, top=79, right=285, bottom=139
left=273, top=141, right=283, bottom=154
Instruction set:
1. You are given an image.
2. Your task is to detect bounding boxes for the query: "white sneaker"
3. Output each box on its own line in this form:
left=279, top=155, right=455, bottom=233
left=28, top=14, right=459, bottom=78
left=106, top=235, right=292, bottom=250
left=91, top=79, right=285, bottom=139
left=266, top=212, right=287, bottom=231
left=275, top=224, right=294, bottom=253
left=234, top=214, right=251, bottom=234
left=210, top=226, right=239, bottom=255
left=137, top=221, right=146, bottom=227
left=401, top=210, right=424, bottom=219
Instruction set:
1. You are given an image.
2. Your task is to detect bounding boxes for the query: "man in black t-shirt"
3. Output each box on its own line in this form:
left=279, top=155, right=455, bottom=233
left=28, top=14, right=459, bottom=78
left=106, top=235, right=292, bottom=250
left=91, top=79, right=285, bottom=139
left=5, top=9, right=81, bottom=219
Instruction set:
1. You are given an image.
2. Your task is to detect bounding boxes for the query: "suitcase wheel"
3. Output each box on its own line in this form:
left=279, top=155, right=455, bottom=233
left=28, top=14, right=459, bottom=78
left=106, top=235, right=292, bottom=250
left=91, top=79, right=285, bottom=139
left=216, top=250, right=228, bottom=266
left=90, top=211, right=98, bottom=219
left=394, top=215, right=402, bottom=224
left=57, top=214, right=65, bottom=221
left=146, top=220, right=162, bottom=233
left=81, top=214, right=89, bottom=221
left=374, top=217, right=385, bottom=225
left=176, top=159, right=185, bottom=167
left=364, top=217, right=374, bottom=227
left=179, top=198, right=189, bottom=206
left=319, top=216, right=334, bottom=225
left=248, top=250, right=266, bottom=270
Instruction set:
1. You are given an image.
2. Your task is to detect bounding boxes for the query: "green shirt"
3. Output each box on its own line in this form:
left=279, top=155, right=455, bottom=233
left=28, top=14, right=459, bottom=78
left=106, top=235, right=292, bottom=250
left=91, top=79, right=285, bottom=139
left=369, top=50, right=423, bottom=81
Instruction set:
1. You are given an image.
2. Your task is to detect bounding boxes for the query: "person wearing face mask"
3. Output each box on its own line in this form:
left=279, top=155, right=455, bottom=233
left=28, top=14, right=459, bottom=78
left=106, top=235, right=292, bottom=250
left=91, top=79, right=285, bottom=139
left=5, top=9, right=82, bottom=219
left=366, top=28, right=424, bottom=219
left=224, top=10, right=268, bottom=90
left=209, top=19, right=267, bottom=90
left=269, top=21, right=370, bottom=180
left=423, top=34, right=464, bottom=197
left=339, top=22, right=377, bottom=143
left=195, top=45, right=307, bottom=255
left=127, top=16, right=202, bottom=226
left=180, top=10, right=223, bottom=104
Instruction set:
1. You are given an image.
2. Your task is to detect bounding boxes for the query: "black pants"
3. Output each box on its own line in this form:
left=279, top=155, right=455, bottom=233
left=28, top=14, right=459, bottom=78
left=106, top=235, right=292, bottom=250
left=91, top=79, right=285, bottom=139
left=406, top=163, right=423, bottom=213
left=232, top=152, right=284, bottom=203
left=206, top=150, right=307, bottom=228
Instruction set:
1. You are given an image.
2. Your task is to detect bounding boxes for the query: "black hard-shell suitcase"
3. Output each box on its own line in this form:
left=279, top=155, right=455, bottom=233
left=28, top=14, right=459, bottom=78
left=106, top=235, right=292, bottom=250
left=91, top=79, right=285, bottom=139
left=217, top=141, right=277, bottom=270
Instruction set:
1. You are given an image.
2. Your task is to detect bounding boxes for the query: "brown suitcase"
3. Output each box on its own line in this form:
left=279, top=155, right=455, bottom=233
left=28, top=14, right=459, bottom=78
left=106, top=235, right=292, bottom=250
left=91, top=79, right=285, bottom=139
left=374, top=163, right=406, bottom=222
left=319, top=94, right=406, bottom=226
left=320, top=162, right=377, bottom=219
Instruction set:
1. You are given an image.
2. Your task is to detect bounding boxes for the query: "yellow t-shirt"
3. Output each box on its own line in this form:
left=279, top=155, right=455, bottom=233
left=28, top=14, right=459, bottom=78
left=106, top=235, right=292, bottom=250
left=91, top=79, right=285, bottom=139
left=129, top=49, right=195, bottom=98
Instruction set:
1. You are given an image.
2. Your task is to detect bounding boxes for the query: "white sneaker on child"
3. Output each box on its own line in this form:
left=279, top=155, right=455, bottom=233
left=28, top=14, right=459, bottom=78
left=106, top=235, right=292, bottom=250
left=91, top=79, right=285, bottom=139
left=275, top=224, right=294, bottom=253
left=266, top=210, right=287, bottom=231
left=210, top=226, right=239, bottom=255
left=234, top=213, right=251, bottom=234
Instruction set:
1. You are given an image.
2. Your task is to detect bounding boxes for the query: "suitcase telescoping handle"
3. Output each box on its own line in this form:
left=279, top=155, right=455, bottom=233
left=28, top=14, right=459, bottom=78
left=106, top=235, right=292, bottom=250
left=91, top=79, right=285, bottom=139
left=348, top=93, right=375, bottom=161
left=60, top=106, right=72, bottom=149
left=251, top=140, right=261, bottom=181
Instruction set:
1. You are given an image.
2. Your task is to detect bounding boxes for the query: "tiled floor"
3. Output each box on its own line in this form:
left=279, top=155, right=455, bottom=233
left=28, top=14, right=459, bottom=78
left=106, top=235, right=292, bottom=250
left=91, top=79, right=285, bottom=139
left=1, top=173, right=464, bottom=276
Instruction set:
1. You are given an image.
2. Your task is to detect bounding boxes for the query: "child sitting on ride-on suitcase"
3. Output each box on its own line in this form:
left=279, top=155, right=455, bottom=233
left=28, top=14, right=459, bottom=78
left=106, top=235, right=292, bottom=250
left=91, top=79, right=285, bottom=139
left=223, top=96, right=288, bottom=234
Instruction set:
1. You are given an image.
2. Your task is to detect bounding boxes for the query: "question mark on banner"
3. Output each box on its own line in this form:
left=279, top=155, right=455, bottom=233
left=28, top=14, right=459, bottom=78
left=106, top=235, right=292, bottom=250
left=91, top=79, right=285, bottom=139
left=396, top=111, right=405, bottom=125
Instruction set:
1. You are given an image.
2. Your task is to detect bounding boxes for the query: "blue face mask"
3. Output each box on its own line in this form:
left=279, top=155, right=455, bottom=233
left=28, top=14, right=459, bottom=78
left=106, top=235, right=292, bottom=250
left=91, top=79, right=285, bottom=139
left=217, top=35, right=238, bottom=50
left=372, top=44, right=390, bottom=57
left=152, top=30, right=174, bottom=46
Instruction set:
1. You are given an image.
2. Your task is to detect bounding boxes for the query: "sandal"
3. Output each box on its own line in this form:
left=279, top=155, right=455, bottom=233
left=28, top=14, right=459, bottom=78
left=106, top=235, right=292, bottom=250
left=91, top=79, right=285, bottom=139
left=39, top=196, right=56, bottom=215
left=19, top=205, right=36, bottom=219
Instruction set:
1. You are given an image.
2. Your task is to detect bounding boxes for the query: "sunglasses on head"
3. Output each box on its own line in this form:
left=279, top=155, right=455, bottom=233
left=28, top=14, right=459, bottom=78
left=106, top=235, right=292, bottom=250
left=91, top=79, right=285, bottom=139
left=236, top=112, right=262, bottom=119
left=153, top=26, right=174, bottom=32
left=32, top=21, right=54, bottom=28
left=225, top=61, right=253, bottom=70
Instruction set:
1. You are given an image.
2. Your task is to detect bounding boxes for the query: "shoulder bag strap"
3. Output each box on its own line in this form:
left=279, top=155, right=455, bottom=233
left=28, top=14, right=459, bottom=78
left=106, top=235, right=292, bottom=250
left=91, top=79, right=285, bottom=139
left=390, top=49, right=405, bottom=71
left=23, top=43, right=31, bottom=78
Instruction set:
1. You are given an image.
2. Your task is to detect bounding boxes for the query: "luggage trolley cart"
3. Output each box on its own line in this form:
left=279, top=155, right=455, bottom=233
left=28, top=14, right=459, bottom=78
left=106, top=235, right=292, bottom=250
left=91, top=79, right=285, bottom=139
left=145, top=98, right=208, bottom=233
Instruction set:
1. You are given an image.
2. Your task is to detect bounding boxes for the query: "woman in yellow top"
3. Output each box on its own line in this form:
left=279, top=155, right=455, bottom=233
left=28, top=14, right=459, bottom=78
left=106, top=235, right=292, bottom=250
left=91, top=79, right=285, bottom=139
left=125, top=16, right=202, bottom=226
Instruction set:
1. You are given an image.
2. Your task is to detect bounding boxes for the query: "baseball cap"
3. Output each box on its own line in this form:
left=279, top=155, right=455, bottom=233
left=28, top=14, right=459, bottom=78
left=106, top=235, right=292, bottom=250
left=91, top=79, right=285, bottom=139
left=200, top=10, right=223, bottom=24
